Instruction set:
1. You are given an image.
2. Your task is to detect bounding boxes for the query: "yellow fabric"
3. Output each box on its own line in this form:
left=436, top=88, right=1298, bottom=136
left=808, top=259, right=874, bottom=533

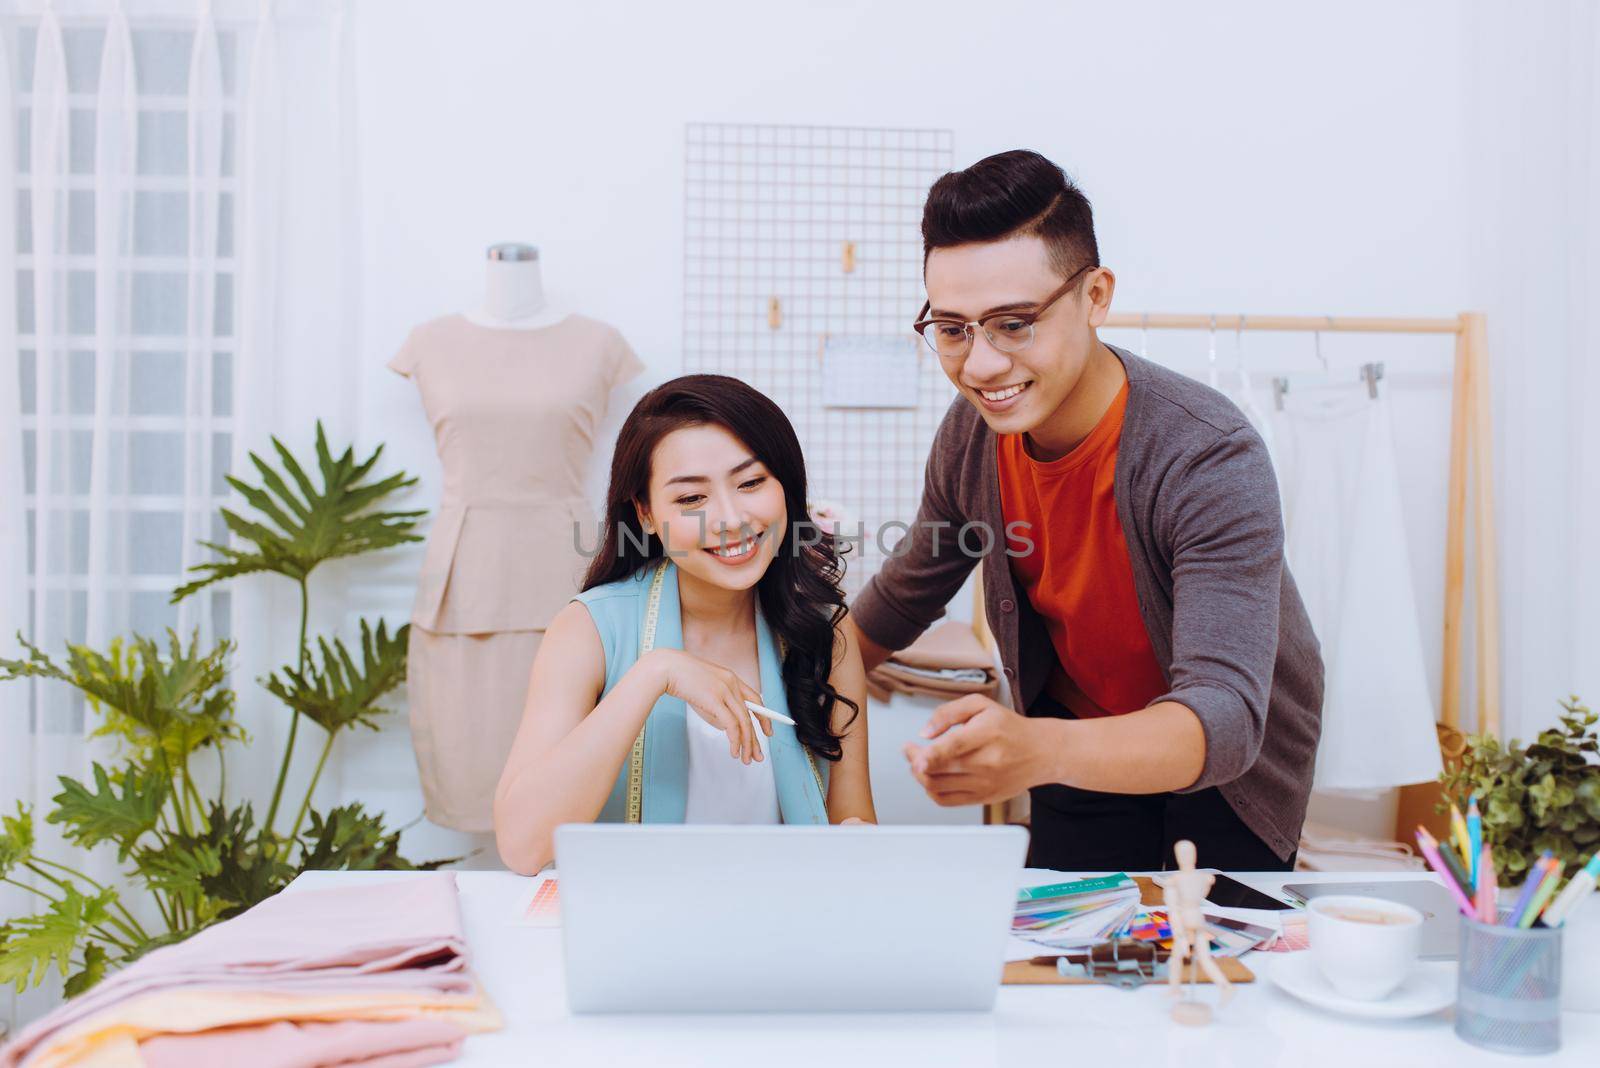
left=21, top=983, right=501, bottom=1068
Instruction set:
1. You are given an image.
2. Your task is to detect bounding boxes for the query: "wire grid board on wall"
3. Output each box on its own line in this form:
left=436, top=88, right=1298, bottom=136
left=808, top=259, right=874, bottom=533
left=682, top=123, right=957, bottom=596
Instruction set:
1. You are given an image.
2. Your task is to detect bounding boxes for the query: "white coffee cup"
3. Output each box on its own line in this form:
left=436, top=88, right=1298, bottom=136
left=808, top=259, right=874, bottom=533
left=1306, top=894, right=1423, bottom=1001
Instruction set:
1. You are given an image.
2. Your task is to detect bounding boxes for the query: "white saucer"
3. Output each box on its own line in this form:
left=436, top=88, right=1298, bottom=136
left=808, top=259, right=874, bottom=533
left=1265, top=954, right=1455, bottom=1019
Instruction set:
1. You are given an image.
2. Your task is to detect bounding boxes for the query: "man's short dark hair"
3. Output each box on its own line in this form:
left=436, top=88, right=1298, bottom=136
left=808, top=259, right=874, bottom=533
left=922, top=150, right=1099, bottom=279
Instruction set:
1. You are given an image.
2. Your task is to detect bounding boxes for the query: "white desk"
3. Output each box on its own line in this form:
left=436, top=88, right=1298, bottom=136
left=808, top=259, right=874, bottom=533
left=289, top=869, right=1597, bottom=1066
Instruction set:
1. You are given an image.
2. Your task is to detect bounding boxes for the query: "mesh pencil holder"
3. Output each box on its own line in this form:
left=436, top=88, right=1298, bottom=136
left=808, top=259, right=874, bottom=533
left=1455, top=910, right=1562, bottom=1055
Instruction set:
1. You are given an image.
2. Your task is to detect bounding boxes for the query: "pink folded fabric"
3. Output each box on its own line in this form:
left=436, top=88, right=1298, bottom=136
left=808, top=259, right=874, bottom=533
left=2, top=874, right=486, bottom=1068
left=882, top=620, right=996, bottom=673
left=867, top=621, right=998, bottom=702
left=138, top=1019, right=466, bottom=1068
left=867, top=667, right=998, bottom=703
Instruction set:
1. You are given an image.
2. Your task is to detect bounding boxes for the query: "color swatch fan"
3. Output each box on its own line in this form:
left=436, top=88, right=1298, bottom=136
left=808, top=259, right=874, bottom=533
left=1013, top=874, right=1142, bottom=950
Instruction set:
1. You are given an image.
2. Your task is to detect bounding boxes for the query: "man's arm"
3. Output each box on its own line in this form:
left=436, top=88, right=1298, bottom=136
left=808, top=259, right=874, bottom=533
left=907, top=697, right=1205, bottom=804
left=851, top=620, right=895, bottom=676
left=908, top=424, right=1286, bottom=803
left=1037, top=701, right=1204, bottom=791
left=1153, top=425, right=1286, bottom=791
left=849, top=403, right=979, bottom=661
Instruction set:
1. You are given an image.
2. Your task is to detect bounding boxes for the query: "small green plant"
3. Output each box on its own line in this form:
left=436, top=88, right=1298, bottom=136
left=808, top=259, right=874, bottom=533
left=0, top=424, right=444, bottom=996
left=1440, top=696, right=1600, bottom=879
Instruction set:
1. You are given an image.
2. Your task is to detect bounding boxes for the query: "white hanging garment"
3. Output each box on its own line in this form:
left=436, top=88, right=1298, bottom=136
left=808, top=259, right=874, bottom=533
left=1215, top=324, right=1283, bottom=501
left=1225, top=372, right=1283, bottom=495
left=1273, top=382, right=1441, bottom=793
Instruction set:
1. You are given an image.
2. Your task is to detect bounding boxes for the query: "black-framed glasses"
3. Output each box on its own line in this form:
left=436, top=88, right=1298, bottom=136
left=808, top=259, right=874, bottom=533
left=912, top=263, right=1097, bottom=358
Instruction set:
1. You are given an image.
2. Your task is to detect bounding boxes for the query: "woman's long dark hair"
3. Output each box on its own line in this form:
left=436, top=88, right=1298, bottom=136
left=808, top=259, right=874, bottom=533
left=582, top=374, right=857, bottom=760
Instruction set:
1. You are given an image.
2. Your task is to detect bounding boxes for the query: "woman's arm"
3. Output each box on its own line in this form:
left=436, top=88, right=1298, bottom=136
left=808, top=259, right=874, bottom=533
left=824, top=616, right=877, bottom=824
left=493, top=602, right=771, bottom=874
left=493, top=601, right=660, bottom=874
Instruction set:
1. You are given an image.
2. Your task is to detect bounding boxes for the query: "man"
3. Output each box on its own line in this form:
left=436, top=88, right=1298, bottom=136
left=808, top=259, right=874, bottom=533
left=849, top=150, right=1323, bottom=872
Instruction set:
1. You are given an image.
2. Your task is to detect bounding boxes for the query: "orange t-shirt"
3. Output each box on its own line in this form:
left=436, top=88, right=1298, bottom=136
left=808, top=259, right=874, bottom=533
left=997, top=383, right=1169, bottom=718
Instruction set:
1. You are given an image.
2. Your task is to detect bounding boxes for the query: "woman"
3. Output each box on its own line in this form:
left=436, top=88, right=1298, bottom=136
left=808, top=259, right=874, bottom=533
left=494, top=375, right=875, bottom=873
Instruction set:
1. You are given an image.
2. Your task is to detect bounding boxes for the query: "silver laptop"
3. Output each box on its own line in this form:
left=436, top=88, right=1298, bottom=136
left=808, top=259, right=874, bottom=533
left=554, top=824, right=1028, bottom=1013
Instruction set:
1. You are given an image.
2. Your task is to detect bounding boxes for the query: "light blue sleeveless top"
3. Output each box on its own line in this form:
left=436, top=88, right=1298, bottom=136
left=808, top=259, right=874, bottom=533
left=572, top=559, right=829, bottom=824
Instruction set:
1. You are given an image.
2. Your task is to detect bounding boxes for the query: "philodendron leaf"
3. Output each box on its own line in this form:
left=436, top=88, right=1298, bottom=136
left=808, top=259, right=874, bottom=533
left=0, top=886, right=115, bottom=992
left=0, top=802, right=34, bottom=879
left=63, top=942, right=108, bottom=997
left=262, top=620, right=409, bottom=735
left=48, top=763, right=169, bottom=860
left=163, top=802, right=294, bottom=922
left=134, top=839, right=222, bottom=899
left=1, top=631, right=238, bottom=765
left=297, top=803, right=458, bottom=873
left=172, top=422, right=425, bottom=601
left=297, top=803, right=409, bottom=872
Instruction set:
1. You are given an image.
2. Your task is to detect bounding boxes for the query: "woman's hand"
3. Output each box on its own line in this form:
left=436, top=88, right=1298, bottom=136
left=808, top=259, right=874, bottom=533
left=642, top=648, right=769, bottom=764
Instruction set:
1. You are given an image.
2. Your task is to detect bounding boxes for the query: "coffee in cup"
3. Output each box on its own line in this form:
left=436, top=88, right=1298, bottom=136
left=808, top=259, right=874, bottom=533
left=1307, top=894, right=1423, bottom=1001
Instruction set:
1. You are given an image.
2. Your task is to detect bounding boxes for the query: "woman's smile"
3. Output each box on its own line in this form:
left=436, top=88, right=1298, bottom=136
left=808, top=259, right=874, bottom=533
left=704, top=533, right=763, bottom=564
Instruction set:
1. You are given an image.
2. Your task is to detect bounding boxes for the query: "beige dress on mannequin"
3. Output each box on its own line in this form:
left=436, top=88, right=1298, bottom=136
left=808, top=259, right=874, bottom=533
left=388, top=313, right=643, bottom=831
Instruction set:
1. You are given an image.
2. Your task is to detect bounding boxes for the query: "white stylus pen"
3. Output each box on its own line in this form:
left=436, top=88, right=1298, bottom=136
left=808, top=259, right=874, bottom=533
left=744, top=700, right=796, bottom=726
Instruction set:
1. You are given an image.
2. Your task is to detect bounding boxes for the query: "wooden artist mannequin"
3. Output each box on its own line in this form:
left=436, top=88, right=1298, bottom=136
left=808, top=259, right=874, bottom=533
left=1163, top=838, right=1233, bottom=1024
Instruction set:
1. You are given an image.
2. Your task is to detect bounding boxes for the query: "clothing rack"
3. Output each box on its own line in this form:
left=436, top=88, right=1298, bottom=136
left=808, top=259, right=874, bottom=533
left=974, top=311, right=1497, bottom=835
left=1272, top=361, right=1385, bottom=409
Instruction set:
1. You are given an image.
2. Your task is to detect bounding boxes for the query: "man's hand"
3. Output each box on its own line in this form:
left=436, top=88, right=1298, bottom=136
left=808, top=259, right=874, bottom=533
left=902, top=694, right=1053, bottom=807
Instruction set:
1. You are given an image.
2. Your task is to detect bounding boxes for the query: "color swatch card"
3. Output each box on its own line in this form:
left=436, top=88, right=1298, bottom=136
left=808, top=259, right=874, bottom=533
left=1014, top=873, right=1141, bottom=949
left=512, top=875, right=561, bottom=927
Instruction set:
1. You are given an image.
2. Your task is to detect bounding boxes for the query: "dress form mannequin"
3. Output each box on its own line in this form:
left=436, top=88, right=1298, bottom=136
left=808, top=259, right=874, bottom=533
left=388, top=252, right=643, bottom=836
left=462, top=242, right=570, bottom=330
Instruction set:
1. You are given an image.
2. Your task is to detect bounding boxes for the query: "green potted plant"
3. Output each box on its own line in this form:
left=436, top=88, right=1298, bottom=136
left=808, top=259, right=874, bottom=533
left=0, top=424, right=447, bottom=995
left=1439, top=696, right=1600, bottom=879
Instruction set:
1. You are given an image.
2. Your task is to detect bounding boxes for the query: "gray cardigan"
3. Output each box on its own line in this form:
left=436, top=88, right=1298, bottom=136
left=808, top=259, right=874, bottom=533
left=851, top=346, right=1324, bottom=860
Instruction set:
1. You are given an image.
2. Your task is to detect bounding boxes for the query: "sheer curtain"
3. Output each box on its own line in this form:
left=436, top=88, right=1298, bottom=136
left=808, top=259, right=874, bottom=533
left=1, top=0, right=356, bottom=1031
left=1465, top=0, right=1600, bottom=736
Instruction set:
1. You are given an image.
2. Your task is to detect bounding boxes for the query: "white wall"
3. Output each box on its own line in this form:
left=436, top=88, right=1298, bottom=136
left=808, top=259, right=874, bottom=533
left=320, top=0, right=1596, bottom=863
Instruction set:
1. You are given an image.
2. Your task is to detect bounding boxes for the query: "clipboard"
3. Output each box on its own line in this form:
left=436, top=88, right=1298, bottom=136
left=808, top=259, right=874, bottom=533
left=1002, top=954, right=1254, bottom=986
left=1002, top=876, right=1257, bottom=986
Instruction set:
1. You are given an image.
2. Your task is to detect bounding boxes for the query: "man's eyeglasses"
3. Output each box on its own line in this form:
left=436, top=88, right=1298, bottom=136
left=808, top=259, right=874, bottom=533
left=912, top=263, right=1096, bottom=359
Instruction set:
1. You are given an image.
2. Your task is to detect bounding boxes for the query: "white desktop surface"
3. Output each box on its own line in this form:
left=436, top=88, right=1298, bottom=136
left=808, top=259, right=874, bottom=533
left=288, top=868, right=1598, bottom=1066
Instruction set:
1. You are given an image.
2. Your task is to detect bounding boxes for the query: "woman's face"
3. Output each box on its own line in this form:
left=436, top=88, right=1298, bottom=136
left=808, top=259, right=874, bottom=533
left=637, top=423, right=788, bottom=593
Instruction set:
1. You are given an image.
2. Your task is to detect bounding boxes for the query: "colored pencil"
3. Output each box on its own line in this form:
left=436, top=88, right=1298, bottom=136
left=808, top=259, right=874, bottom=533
left=1475, top=845, right=1498, bottom=923
left=1505, top=854, right=1554, bottom=927
left=1518, top=863, right=1563, bottom=929
left=1450, top=802, right=1473, bottom=871
left=1415, top=827, right=1477, bottom=918
left=1435, top=834, right=1475, bottom=901
left=1466, top=797, right=1483, bottom=888
left=1542, top=853, right=1600, bottom=927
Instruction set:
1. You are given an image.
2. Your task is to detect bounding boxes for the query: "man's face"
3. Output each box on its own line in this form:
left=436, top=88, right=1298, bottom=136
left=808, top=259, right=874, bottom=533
left=923, top=235, right=1104, bottom=436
